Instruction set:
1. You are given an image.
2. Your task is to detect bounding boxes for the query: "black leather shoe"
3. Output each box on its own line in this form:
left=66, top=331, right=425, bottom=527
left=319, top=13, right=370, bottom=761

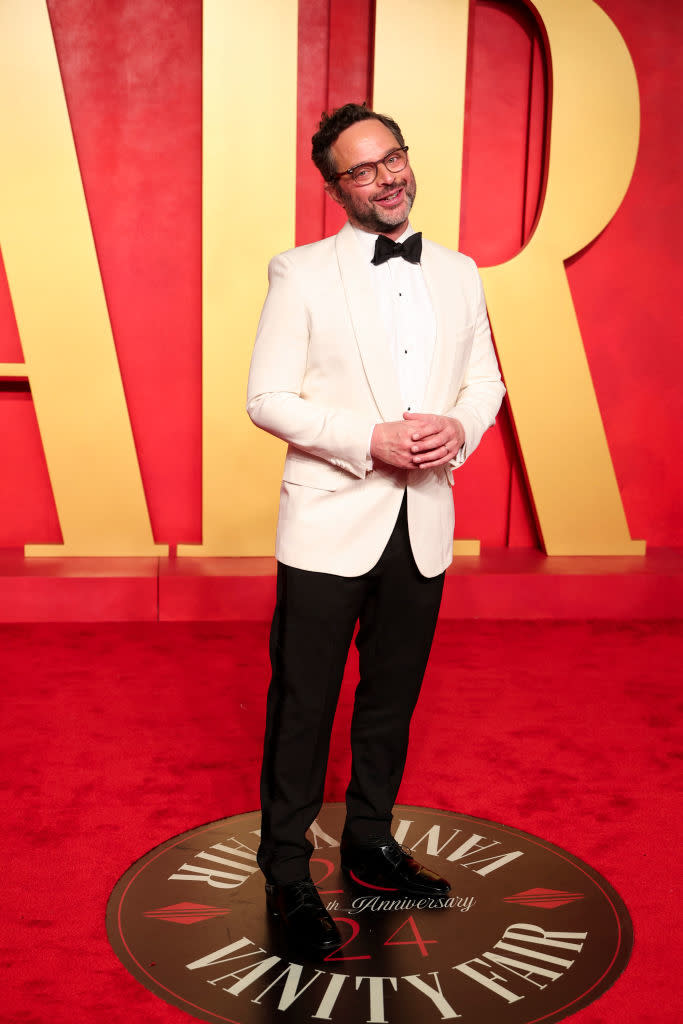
left=341, top=836, right=451, bottom=898
left=266, top=878, right=342, bottom=956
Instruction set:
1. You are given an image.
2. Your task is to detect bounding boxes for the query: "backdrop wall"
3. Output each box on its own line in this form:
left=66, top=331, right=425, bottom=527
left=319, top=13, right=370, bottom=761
left=0, top=0, right=680, bottom=553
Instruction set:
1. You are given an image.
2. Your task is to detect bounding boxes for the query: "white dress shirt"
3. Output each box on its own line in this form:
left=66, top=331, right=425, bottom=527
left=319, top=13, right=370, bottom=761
left=352, top=223, right=437, bottom=413
left=352, top=223, right=440, bottom=465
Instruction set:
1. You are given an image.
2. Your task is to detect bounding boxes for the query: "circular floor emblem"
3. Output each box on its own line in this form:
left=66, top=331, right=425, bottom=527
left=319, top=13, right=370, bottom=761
left=107, top=804, right=632, bottom=1024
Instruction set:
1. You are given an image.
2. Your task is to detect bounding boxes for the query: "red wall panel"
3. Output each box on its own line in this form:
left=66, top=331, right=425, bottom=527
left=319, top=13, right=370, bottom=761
left=46, top=0, right=201, bottom=545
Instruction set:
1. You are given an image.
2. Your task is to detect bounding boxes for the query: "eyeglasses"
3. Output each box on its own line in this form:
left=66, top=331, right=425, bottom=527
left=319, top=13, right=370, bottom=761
left=332, top=146, right=409, bottom=186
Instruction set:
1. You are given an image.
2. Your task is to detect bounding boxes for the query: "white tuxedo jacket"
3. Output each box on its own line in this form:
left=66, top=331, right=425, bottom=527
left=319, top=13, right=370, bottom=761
left=247, top=222, right=505, bottom=578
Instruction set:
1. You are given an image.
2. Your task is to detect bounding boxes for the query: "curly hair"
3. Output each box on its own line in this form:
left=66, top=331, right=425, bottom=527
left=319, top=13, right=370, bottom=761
left=311, top=102, right=406, bottom=182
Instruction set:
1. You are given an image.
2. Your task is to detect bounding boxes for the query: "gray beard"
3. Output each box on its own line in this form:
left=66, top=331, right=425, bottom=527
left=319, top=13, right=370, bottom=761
left=359, top=204, right=413, bottom=233
left=342, top=181, right=416, bottom=234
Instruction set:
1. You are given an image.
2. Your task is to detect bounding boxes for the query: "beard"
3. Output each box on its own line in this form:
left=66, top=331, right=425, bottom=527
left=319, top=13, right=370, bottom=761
left=337, top=174, right=417, bottom=234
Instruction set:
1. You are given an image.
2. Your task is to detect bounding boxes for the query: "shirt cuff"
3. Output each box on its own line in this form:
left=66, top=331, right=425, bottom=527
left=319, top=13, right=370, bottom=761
left=366, top=426, right=375, bottom=472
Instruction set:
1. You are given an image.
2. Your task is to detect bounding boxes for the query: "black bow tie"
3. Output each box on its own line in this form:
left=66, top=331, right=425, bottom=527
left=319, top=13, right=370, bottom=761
left=371, top=232, right=422, bottom=266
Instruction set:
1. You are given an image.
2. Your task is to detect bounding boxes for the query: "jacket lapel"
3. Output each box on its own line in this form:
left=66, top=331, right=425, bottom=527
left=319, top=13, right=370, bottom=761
left=335, top=223, right=404, bottom=422
left=420, top=240, right=460, bottom=412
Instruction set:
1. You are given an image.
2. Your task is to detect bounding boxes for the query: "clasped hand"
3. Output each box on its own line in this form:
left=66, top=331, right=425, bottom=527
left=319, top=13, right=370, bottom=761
left=370, top=412, right=465, bottom=470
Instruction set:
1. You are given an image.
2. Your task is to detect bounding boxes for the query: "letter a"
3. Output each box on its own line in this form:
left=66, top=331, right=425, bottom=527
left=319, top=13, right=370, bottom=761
left=0, top=1, right=165, bottom=555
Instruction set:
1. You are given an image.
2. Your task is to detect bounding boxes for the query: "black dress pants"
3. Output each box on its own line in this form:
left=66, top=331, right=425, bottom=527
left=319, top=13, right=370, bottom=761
left=257, top=494, right=445, bottom=885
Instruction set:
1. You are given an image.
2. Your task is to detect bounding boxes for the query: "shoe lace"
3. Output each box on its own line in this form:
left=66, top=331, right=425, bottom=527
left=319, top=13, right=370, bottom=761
left=383, top=837, right=413, bottom=866
left=289, top=878, right=324, bottom=911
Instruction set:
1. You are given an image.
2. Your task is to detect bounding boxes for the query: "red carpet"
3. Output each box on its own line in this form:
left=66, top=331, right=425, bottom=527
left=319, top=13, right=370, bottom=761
left=2, top=620, right=681, bottom=1022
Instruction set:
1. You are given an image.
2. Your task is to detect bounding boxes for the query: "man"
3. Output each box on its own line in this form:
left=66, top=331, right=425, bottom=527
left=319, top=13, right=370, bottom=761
left=247, top=103, right=505, bottom=955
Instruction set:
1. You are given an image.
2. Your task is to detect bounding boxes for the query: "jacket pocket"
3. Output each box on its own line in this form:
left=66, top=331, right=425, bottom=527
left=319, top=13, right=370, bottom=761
left=282, top=455, right=347, bottom=492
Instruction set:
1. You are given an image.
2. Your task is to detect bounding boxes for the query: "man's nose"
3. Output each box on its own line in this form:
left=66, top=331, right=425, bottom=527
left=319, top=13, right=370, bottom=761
left=376, top=160, right=396, bottom=185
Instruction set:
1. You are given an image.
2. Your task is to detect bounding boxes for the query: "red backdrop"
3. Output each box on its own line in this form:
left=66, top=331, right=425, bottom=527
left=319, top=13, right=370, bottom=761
left=0, top=0, right=681, bottom=550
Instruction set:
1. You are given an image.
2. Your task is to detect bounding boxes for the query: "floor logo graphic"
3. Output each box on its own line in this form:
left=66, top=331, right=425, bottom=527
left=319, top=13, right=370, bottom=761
left=107, top=805, right=632, bottom=1024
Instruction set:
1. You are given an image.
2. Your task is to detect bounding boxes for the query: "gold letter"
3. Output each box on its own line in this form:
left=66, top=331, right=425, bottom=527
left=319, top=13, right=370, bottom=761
left=375, top=0, right=644, bottom=555
left=0, top=1, right=165, bottom=555
left=481, top=0, right=644, bottom=554
left=178, top=0, right=298, bottom=555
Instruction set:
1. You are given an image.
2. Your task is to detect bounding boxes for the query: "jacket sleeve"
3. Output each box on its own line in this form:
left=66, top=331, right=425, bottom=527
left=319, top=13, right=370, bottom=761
left=446, top=263, right=506, bottom=469
left=246, top=253, right=377, bottom=479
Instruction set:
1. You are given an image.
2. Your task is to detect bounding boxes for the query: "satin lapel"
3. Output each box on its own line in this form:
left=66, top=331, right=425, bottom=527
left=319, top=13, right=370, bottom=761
left=335, top=223, right=404, bottom=422
left=421, top=240, right=460, bottom=412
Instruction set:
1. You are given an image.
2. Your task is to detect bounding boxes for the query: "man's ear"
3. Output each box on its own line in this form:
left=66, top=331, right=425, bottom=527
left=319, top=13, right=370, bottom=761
left=324, top=181, right=344, bottom=207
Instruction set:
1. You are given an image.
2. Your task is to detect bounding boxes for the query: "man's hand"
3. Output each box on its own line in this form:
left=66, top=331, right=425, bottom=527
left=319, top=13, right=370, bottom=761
left=370, top=413, right=465, bottom=470
left=403, top=412, right=465, bottom=468
left=370, top=419, right=426, bottom=469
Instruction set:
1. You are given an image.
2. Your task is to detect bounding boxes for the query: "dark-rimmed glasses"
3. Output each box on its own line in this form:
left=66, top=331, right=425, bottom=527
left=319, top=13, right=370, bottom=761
left=332, top=146, right=409, bottom=186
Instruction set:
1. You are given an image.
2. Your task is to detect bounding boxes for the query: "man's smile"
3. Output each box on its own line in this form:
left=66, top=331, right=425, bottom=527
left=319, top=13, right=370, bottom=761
left=373, top=185, right=406, bottom=208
